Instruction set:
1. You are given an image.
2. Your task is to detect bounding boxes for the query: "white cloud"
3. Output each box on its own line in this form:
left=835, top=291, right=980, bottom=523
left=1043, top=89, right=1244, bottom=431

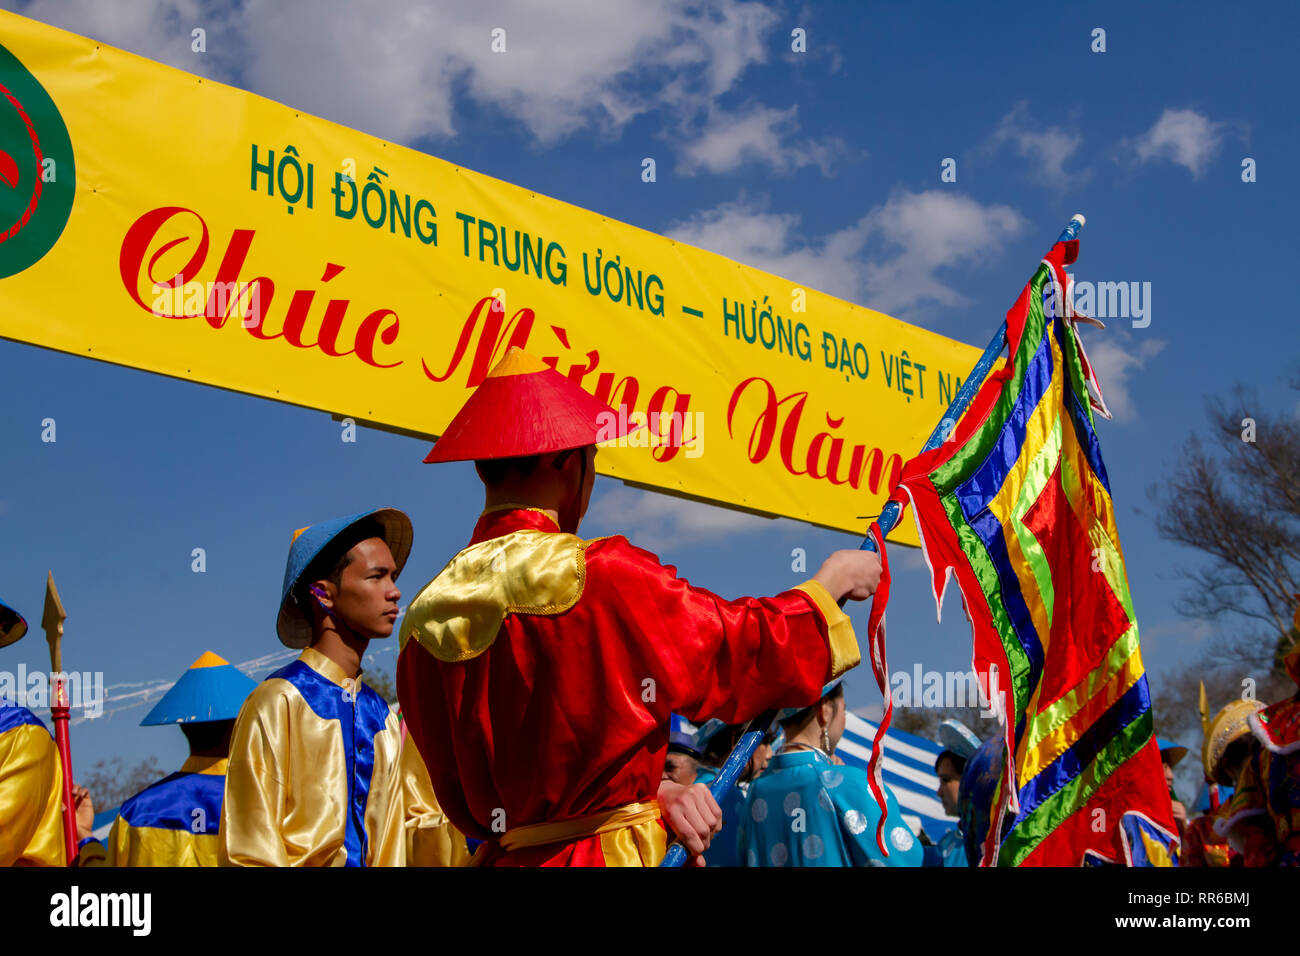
left=667, top=190, right=1025, bottom=321
left=584, top=482, right=789, bottom=551
left=235, top=0, right=465, bottom=144
left=9, top=0, right=833, bottom=174
left=9, top=0, right=794, bottom=151
left=11, top=0, right=226, bottom=76
left=665, top=197, right=862, bottom=300
left=855, top=191, right=1026, bottom=316
left=1133, top=108, right=1225, bottom=178
left=986, top=102, right=1084, bottom=186
left=676, top=102, right=840, bottom=176
left=1076, top=333, right=1165, bottom=422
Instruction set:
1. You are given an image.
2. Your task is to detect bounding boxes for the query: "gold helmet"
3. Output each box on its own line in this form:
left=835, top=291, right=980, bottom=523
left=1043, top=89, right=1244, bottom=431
left=1203, top=698, right=1265, bottom=785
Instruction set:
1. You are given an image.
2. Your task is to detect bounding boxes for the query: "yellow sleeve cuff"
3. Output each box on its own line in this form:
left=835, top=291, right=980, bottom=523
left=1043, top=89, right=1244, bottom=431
left=792, top=581, right=860, bottom=680
left=75, top=838, right=109, bottom=867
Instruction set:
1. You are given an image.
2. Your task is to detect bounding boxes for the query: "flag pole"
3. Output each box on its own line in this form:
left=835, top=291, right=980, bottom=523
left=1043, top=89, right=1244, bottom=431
left=42, top=571, right=78, bottom=866
left=661, top=214, right=1087, bottom=867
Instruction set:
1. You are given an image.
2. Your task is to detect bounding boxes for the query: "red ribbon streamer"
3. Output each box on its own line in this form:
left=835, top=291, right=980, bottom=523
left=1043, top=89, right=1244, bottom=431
left=863, top=521, right=894, bottom=856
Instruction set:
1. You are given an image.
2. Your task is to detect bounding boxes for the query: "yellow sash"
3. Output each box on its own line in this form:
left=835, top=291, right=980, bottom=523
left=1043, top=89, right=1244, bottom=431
left=498, top=801, right=661, bottom=852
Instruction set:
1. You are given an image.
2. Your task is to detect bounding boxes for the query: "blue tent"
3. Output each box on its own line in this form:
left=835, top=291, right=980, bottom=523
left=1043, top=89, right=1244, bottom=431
left=838, top=712, right=957, bottom=839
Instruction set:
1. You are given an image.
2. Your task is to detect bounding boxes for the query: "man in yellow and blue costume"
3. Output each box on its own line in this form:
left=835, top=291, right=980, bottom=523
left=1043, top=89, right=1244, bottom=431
left=81, top=651, right=257, bottom=866
left=0, top=597, right=67, bottom=866
left=220, top=508, right=467, bottom=866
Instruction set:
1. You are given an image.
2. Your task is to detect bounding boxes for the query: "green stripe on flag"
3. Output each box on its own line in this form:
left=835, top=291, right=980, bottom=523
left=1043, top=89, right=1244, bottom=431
left=1022, top=622, right=1142, bottom=756
left=932, top=264, right=1053, bottom=493
left=1007, top=415, right=1064, bottom=634
left=998, top=705, right=1153, bottom=866
left=942, top=493, right=1032, bottom=721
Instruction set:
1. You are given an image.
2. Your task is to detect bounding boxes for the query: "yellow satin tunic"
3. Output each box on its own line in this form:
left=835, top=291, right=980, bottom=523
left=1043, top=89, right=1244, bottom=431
left=0, top=704, right=66, bottom=867
left=95, top=756, right=228, bottom=866
left=401, top=732, right=473, bottom=867
left=220, top=647, right=407, bottom=866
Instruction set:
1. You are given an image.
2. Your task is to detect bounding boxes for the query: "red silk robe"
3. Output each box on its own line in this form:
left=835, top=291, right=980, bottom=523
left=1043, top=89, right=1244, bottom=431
left=396, top=506, right=859, bottom=866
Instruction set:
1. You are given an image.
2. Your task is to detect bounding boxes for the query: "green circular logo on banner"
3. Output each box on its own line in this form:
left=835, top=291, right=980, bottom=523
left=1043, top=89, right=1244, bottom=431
left=0, top=41, right=75, bottom=280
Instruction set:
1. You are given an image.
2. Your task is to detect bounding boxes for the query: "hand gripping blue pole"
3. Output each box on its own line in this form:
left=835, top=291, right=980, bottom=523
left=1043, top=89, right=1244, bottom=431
left=661, top=215, right=1086, bottom=867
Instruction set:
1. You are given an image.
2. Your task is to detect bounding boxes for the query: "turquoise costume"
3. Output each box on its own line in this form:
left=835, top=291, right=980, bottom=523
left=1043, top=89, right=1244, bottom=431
left=935, top=827, right=966, bottom=867
left=737, top=749, right=922, bottom=867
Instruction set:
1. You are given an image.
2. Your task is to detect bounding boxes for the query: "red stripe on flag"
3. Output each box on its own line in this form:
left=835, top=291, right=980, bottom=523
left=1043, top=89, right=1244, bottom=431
left=1019, top=737, right=1174, bottom=865
left=1021, top=460, right=1135, bottom=707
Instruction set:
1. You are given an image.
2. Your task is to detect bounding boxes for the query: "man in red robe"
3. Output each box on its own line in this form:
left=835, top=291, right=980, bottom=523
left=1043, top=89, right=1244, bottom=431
left=397, top=347, right=882, bottom=866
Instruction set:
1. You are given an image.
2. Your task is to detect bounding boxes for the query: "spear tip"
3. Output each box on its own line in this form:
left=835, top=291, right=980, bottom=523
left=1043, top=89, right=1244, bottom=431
left=42, top=571, right=66, bottom=642
left=40, top=574, right=65, bottom=665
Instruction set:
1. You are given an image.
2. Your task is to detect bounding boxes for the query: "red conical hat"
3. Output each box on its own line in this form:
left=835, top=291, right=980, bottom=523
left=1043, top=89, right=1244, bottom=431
left=423, top=347, right=638, bottom=463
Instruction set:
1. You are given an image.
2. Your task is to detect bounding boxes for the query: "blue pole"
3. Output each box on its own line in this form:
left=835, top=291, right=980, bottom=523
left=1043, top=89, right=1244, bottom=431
left=661, top=214, right=1086, bottom=867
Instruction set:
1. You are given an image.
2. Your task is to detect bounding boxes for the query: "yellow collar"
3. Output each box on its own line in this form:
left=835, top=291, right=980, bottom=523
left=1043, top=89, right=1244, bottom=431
left=300, top=645, right=361, bottom=688
left=180, top=755, right=229, bottom=776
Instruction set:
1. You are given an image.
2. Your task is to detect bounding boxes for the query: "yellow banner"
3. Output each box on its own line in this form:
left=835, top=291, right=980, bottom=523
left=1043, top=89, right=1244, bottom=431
left=0, top=12, right=983, bottom=542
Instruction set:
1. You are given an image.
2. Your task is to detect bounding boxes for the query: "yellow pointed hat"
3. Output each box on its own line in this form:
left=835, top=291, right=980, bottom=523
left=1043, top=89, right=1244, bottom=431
left=1202, top=698, right=1265, bottom=785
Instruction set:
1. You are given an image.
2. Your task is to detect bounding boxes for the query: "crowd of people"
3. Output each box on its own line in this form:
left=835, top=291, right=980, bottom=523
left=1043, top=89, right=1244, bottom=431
left=1, top=346, right=1296, bottom=867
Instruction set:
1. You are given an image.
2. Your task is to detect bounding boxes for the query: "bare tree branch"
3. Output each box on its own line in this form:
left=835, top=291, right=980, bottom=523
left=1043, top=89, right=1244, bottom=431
left=1149, top=371, right=1300, bottom=669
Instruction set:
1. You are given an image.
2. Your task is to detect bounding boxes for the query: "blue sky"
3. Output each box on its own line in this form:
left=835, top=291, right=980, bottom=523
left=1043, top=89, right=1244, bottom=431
left=1, top=0, right=1296, bottom=790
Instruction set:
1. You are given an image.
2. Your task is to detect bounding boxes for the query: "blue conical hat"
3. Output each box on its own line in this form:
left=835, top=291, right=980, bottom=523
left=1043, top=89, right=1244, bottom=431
left=667, top=714, right=703, bottom=758
left=936, top=719, right=982, bottom=765
left=0, top=597, right=28, bottom=648
left=140, top=651, right=259, bottom=726
left=276, top=508, right=413, bottom=649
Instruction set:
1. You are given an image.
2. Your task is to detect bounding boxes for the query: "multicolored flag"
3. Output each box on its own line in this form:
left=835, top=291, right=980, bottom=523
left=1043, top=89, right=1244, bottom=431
left=875, top=235, right=1178, bottom=866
